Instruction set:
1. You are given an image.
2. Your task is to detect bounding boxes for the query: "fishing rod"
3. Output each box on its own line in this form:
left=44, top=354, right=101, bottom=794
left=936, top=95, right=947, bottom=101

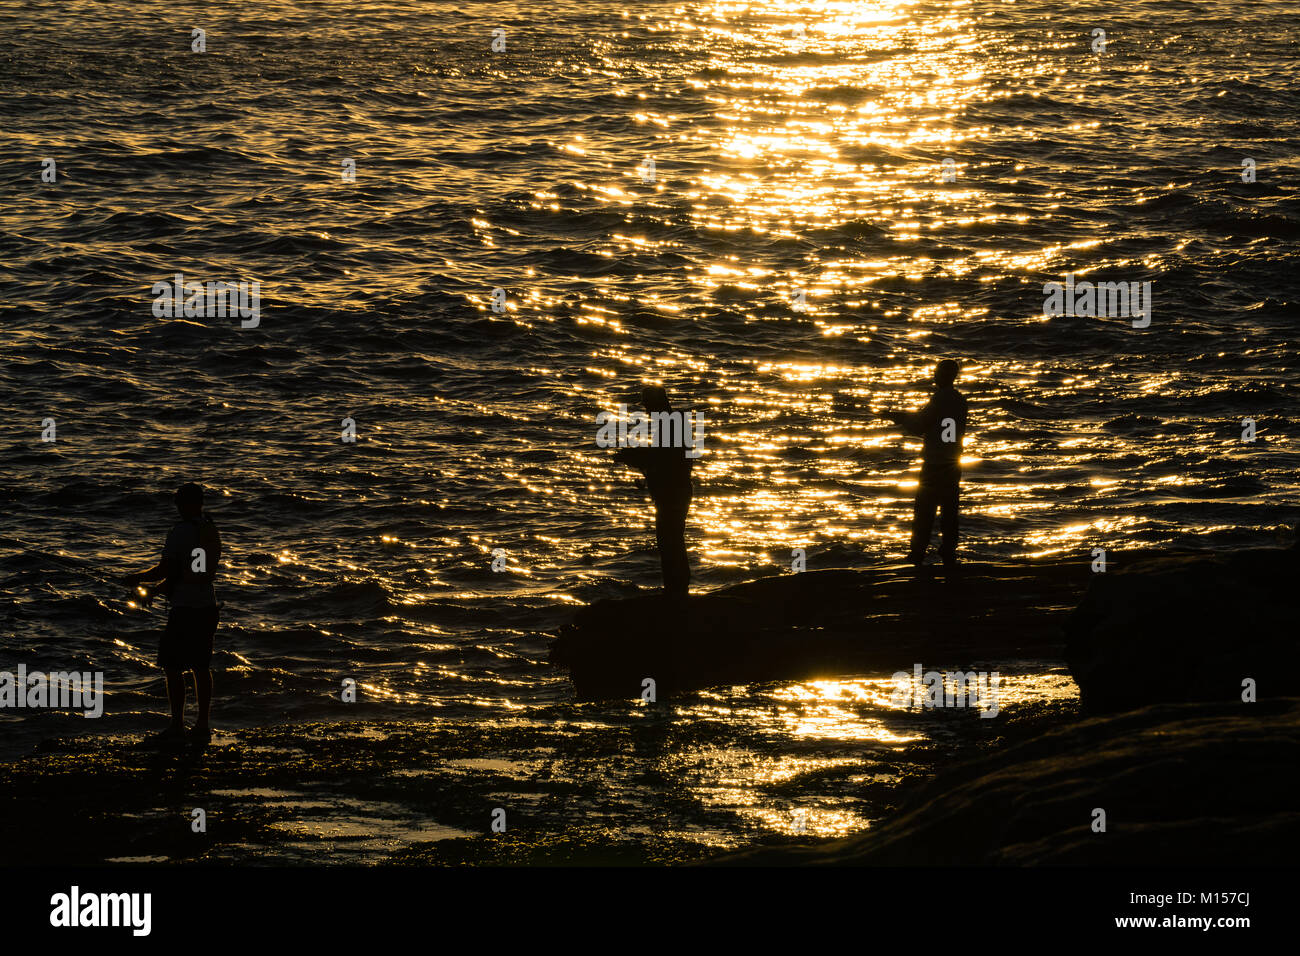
left=0, top=534, right=157, bottom=615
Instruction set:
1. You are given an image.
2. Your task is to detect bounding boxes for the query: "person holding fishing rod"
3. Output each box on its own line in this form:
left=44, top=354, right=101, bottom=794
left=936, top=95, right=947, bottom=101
left=122, top=482, right=222, bottom=742
left=610, top=385, right=696, bottom=598
left=884, top=359, right=968, bottom=569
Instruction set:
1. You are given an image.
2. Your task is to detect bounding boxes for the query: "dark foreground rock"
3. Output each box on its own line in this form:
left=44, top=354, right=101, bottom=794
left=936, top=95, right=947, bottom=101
left=720, top=697, right=1300, bottom=865
left=552, top=559, right=1093, bottom=700
left=1065, top=547, right=1300, bottom=711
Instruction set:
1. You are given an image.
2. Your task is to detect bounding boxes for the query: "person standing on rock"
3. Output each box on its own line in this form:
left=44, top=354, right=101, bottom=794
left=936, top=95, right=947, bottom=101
left=612, top=385, right=695, bottom=597
left=887, top=360, right=968, bottom=568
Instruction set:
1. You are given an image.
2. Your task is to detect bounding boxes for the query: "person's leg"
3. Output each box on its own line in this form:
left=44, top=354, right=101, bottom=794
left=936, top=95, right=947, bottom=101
left=656, top=521, right=689, bottom=595
left=192, top=606, right=218, bottom=732
left=908, top=484, right=938, bottom=563
left=654, top=497, right=691, bottom=596
left=939, top=478, right=960, bottom=563
left=164, top=668, right=186, bottom=729
left=670, top=526, right=690, bottom=595
left=159, top=607, right=186, bottom=730
left=193, top=669, right=212, bottom=731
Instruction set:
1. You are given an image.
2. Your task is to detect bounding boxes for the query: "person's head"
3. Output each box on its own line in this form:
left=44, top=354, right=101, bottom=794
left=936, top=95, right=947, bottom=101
left=642, top=384, right=672, bottom=412
left=174, top=482, right=204, bottom=519
left=934, top=359, right=960, bottom=388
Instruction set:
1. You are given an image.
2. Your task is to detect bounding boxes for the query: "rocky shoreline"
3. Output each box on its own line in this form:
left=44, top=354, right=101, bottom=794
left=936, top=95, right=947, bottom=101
left=720, top=697, right=1300, bottom=865
left=552, top=556, right=1094, bottom=700
left=4, top=546, right=1295, bottom=866
left=718, top=544, right=1300, bottom=864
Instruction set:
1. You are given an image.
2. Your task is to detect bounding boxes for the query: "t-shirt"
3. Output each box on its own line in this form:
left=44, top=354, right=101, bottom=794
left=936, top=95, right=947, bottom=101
left=899, top=386, right=968, bottom=469
left=162, top=518, right=221, bottom=608
left=617, top=445, right=694, bottom=502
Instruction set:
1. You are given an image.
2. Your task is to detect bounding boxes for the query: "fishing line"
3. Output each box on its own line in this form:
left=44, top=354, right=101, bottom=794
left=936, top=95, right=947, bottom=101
left=0, top=533, right=156, bottom=615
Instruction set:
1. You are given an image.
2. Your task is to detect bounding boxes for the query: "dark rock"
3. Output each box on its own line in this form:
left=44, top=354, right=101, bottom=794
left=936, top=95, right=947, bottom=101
left=718, top=698, right=1300, bottom=865
left=551, top=560, right=1092, bottom=700
left=1065, top=548, right=1300, bottom=711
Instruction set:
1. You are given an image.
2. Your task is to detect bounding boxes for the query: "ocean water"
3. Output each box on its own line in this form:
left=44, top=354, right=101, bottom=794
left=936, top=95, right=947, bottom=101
left=1, top=0, right=1297, bottom=858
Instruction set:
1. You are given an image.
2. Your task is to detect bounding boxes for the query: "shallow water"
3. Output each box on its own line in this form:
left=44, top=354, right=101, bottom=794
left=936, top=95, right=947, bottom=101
left=1, top=1, right=1297, bottom=856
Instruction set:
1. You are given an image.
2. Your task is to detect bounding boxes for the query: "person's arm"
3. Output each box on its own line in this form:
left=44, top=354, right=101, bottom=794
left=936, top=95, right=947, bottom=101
left=123, top=561, right=167, bottom=586
left=887, top=399, right=936, bottom=436
left=613, top=446, right=654, bottom=470
left=210, top=525, right=222, bottom=577
left=124, top=525, right=182, bottom=585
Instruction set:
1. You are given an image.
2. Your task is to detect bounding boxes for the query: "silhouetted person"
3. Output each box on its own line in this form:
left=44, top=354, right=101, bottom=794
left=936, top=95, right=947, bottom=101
left=614, top=386, right=694, bottom=597
left=123, top=482, right=222, bottom=741
left=887, top=360, right=968, bottom=567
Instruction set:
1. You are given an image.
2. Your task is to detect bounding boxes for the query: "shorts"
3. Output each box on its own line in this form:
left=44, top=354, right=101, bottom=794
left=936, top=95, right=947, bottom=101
left=159, top=605, right=219, bottom=671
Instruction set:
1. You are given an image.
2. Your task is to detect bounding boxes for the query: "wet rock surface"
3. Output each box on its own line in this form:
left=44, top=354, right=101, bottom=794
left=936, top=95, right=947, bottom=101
left=720, top=698, right=1300, bottom=865
left=1065, top=548, right=1300, bottom=711
left=554, top=559, right=1092, bottom=699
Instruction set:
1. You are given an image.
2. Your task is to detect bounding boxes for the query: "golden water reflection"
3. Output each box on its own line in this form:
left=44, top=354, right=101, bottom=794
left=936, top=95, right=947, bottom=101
left=667, top=670, right=1078, bottom=841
